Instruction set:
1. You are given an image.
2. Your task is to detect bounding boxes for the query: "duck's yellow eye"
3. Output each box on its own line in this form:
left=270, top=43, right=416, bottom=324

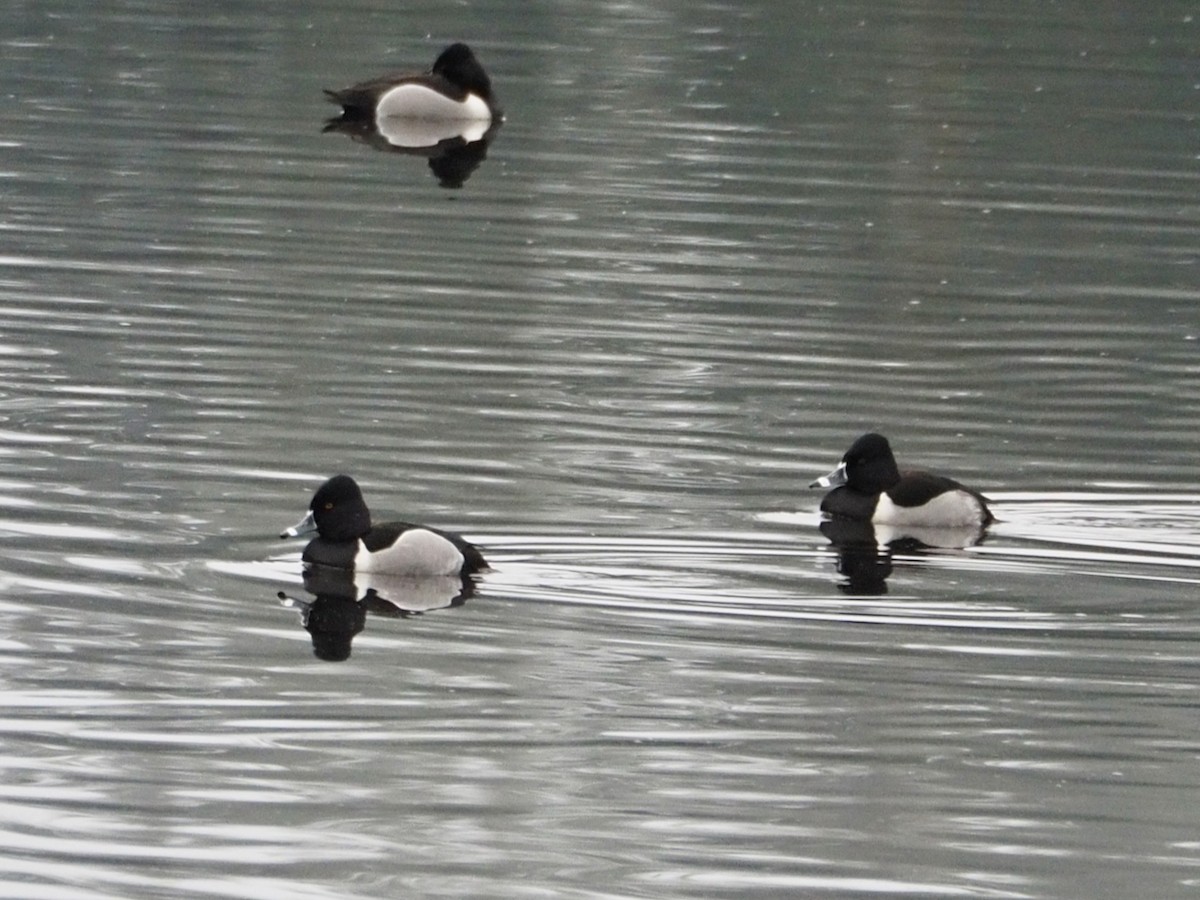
left=324, top=502, right=334, bottom=510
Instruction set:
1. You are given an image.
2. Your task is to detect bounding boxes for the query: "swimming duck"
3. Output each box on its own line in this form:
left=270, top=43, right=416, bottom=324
left=810, top=433, right=993, bottom=527
left=281, top=475, right=488, bottom=576
left=324, top=42, right=500, bottom=123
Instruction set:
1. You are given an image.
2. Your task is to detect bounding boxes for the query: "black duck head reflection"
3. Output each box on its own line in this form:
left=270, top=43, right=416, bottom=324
left=278, top=567, right=475, bottom=661
left=280, top=590, right=366, bottom=662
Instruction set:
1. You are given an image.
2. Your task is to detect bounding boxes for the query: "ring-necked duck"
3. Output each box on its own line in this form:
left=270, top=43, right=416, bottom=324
left=324, top=43, right=501, bottom=123
left=281, top=475, right=488, bottom=576
left=810, top=433, right=993, bottom=527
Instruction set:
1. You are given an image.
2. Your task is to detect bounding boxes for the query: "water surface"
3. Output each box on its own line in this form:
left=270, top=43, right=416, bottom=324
left=1, top=0, right=1198, bottom=897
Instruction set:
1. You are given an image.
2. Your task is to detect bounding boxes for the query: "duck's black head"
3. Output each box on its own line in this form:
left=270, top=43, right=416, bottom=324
left=838, top=432, right=903, bottom=494
left=432, top=42, right=494, bottom=100
left=309, top=474, right=373, bottom=542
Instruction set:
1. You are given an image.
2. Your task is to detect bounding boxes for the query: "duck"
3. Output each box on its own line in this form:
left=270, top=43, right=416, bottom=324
left=324, top=42, right=501, bottom=124
left=281, top=475, right=488, bottom=576
left=809, top=433, right=993, bottom=528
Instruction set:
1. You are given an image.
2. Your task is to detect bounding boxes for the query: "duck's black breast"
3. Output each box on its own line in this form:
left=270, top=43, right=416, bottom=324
left=301, top=537, right=360, bottom=569
left=818, top=486, right=881, bottom=520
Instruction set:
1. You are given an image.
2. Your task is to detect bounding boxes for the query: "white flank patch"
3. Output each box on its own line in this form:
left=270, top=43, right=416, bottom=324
left=873, top=490, right=986, bottom=527
left=375, top=83, right=492, bottom=122
left=354, top=529, right=465, bottom=576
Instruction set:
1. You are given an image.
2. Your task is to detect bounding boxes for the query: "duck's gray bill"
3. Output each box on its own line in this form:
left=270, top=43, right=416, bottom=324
left=281, top=510, right=317, bottom=539
left=809, top=462, right=848, bottom=490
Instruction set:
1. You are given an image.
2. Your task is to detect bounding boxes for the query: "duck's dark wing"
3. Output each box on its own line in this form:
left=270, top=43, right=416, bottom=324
left=889, top=470, right=964, bottom=507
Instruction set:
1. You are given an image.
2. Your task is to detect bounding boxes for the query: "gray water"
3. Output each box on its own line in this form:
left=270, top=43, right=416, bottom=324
left=2, top=0, right=1199, bottom=897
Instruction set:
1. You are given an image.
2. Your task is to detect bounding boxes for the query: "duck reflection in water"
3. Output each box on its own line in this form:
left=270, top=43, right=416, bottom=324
left=279, top=567, right=476, bottom=662
left=322, top=116, right=502, bottom=188
left=817, top=517, right=988, bottom=595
